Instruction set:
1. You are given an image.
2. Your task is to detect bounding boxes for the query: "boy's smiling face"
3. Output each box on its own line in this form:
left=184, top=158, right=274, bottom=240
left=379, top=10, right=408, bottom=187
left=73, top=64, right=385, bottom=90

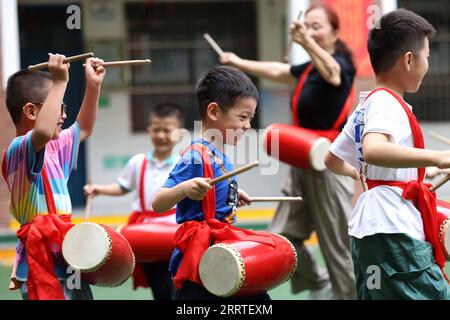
left=216, top=96, right=257, bottom=146
left=147, top=116, right=180, bottom=155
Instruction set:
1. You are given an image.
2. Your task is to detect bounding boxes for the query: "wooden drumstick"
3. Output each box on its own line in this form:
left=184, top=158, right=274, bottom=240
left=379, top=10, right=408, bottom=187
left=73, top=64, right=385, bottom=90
left=28, top=52, right=94, bottom=70
left=430, top=174, right=450, bottom=192
left=249, top=196, right=303, bottom=202
left=85, top=179, right=94, bottom=221
left=210, top=161, right=259, bottom=185
left=203, top=33, right=225, bottom=56
left=283, top=10, right=303, bottom=62
left=429, top=131, right=450, bottom=146
left=85, top=59, right=152, bottom=67
left=360, top=175, right=368, bottom=192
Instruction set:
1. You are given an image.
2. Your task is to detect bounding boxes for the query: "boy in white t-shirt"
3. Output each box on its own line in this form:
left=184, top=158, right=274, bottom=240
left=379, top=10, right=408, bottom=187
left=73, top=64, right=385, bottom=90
left=325, top=9, right=450, bottom=299
left=83, top=103, right=184, bottom=300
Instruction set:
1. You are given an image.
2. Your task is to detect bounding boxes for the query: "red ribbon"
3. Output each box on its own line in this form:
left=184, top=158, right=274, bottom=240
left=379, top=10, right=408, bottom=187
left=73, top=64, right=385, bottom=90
left=172, top=143, right=275, bottom=290
left=16, top=213, right=74, bottom=300
left=173, top=218, right=275, bottom=290
left=365, top=88, right=448, bottom=281
left=366, top=179, right=447, bottom=279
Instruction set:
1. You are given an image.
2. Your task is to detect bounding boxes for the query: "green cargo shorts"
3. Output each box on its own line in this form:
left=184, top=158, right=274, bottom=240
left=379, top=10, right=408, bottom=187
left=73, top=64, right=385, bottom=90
left=350, top=233, right=450, bottom=300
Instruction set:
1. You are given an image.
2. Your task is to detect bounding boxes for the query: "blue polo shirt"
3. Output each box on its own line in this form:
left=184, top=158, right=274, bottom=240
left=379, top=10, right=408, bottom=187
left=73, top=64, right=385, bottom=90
left=163, top=139, right=237, bottom=277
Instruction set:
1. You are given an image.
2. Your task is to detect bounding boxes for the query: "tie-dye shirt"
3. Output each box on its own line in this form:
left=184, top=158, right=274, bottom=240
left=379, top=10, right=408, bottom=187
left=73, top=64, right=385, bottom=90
left=3, top=122, right=80, bottom=281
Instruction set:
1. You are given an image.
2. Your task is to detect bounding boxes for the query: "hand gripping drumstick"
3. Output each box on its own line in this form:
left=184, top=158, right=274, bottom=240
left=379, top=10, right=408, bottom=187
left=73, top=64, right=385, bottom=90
left=249, top=196, right=303, bottom=202
left=28, top=52, right=95, bottom=70
left=210, top=161, right=260, bottom=186
left=283, top=10, right=303, bottom=62
left=429, top=131, right=450, bottom=146
left=203, top=33, right=225, bottom=56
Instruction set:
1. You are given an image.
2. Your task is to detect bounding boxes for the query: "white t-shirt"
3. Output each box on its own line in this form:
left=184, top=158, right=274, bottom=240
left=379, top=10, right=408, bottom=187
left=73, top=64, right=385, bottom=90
left=117, top=152, right=179, bottom=223
left=329, top=90, right=425, bottom=241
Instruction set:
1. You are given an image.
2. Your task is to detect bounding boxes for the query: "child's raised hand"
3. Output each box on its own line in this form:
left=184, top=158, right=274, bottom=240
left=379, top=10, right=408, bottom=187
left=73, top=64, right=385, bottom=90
left=237, top=189, right=252, bottom=207
left=182, top=178, right=212, bottom=200
left=47, top=53, right=69, bottom=83
left=85, top=57, right=106, bottom=87
left=219, top=52, right=241, bottom=66
left=290, top=21, right=314, bottom=48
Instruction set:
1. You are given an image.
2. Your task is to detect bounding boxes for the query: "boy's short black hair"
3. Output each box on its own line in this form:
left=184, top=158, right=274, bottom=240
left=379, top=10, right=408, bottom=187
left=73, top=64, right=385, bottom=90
left=368, top=9, right=436, bottom=75
left=196, top=66, right=258, bottom=119
left=6, top=69, right=52, bottom=125
left=149, top=102, right=184, bottom=126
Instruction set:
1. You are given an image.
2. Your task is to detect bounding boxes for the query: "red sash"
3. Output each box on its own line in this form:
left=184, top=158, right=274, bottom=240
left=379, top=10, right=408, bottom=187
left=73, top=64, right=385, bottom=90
left=17, top=165, right=74, bottom=299
left=172, top=143, right=275, bottom=290
left=364, top=88, right=448, bottom=281
left=291, top=63, right=355, bottom=141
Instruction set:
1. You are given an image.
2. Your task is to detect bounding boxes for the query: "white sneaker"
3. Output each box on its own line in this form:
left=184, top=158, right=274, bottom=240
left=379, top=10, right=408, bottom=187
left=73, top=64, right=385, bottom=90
left=308, top=282, right=333, bottom=300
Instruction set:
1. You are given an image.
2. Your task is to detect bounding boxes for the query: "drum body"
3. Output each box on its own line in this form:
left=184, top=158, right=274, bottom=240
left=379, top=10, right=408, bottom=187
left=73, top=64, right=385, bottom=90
left=263, top=123, right=330, bottom=171
left=62, top=222, right=135, bottom=287
left=118, top=222, right=178, bottom=262
left=199, top=233, right=297, bottom=297
left=437, top=199, right=450, bottom=259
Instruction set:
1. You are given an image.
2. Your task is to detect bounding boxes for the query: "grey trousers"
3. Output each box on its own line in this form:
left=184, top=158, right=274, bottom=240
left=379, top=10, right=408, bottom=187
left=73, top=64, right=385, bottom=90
left=268, top=167, right=356, bottom=300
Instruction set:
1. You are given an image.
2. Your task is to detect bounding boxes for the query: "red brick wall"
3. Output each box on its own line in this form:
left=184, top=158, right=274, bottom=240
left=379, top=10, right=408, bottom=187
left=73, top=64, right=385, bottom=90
left=0, top=17, right=16, bottom=229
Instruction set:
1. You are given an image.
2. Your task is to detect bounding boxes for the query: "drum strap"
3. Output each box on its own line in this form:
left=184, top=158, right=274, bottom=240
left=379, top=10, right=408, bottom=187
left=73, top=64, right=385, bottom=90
left=181, top=143, right=216, bottom=219
left=42, top=164, right=57, bottom=215
left=139, top=155, right=148, bottom=212
left=291, top=63, right=355, bottom=141
left=364, top=88, right=448, bottom=281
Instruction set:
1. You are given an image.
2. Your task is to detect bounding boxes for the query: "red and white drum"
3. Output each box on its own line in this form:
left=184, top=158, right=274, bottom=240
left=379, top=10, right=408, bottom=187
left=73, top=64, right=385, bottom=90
left=437, top=199, right=450, bottom=259
left=263, top=123, right=330, bottom=171
left=199, top=233, right=297, bottom=297
left=118, top=222, right=178, bottom=262
left=62, top=222, right=135, bottom=287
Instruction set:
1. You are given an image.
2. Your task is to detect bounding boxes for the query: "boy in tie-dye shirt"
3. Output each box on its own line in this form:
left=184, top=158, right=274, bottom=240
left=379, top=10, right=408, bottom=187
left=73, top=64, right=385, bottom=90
left=2, top=54, right=105, bottom=300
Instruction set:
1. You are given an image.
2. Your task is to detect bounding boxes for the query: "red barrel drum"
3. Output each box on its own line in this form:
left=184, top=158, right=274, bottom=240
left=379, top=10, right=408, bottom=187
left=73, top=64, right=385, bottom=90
left=263, top=123, right=330, bottom=171
left=118, top=222, right=178, bottom=262
left=199, top=233, right=297, bottom=297
left=62, top=222, right=135, bottom=287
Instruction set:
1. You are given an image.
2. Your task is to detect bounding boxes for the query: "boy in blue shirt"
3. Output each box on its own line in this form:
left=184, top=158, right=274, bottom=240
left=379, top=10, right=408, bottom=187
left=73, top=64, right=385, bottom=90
left=153, top=66, right=271, bottom=300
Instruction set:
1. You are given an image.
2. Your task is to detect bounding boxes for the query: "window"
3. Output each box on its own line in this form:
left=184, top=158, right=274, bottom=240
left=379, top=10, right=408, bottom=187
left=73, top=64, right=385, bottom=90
left=125, top=1, right=258, bottom=131
left=399, top=0, right=450, bottom=121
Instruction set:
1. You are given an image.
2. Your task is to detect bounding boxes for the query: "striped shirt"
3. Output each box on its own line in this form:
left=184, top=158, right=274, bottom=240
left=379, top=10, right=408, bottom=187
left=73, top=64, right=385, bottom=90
left=3, top=122, right=80, bottom=280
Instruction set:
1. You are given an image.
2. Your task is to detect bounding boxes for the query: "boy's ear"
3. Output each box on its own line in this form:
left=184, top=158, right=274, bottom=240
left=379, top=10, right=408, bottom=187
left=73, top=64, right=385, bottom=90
left=206, top=102, right=221, bottom=121
left=22, top=103, right=38, bottom=121
left=404, top=52, right=414, bottom=71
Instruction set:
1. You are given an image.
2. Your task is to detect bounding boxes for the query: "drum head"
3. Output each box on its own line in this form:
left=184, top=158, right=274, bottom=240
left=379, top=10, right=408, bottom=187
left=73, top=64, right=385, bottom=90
left=199, top=243, right=244, bottom=297
left=309, top=137, right=330, bottom=171
left=62, top=222, right=111, bottom=272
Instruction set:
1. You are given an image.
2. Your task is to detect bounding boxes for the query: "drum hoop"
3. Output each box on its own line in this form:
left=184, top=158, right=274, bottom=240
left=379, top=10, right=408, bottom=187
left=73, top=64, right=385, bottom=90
left=210, top=243, right=246, bottom=296
left=309, top=137, right=330, bottom=171
left=274, top=234, right=298, bottom=282
left=438, top=218, right=450, bottom=259
left=65, top=222, right=113, bottom=273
